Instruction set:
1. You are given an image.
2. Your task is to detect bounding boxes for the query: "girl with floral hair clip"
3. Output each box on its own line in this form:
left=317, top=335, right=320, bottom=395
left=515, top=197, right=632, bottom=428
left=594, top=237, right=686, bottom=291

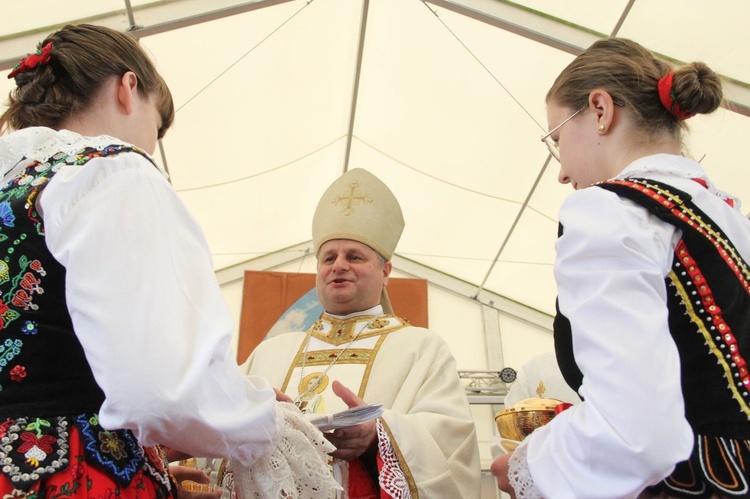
left=1, top=23, right=338, bottom=499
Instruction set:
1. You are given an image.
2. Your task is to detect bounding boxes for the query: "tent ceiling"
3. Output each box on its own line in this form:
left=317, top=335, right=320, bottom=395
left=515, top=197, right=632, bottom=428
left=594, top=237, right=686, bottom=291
left=2, top=0, right=749, bottom=319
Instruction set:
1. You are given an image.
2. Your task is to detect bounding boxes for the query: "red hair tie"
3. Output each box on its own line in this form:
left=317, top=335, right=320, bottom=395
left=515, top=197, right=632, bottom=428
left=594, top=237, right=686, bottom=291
left=8, top=42, right=53, bottom=79
left=658, top=71, right=695, bottom=121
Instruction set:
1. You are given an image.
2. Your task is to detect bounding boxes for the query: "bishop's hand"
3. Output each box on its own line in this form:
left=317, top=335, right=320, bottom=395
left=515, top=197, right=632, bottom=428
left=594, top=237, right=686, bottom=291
left=325, top=380, right=378, bottom=460
left=274, top=387, right=293, bottom=403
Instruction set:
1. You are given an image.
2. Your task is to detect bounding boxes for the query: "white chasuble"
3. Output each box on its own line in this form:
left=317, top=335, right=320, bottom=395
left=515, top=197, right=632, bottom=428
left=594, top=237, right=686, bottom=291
left=242, top=312, right=481, bottom=499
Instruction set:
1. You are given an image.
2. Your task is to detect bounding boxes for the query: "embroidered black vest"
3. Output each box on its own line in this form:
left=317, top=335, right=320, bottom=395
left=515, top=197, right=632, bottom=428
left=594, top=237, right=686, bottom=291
left=554, top=178, right=750, bottom=497
left=0, top=145, right=173, bottom=494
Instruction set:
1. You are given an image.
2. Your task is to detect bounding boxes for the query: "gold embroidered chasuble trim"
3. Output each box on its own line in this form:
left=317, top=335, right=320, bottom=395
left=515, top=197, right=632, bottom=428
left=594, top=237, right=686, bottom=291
left=280, top=314, right=409, bottom=394
left=293, top=348, right=373, bottom=366
left=359, top=335, right=388, bottom=399
left=309, top=314, right=404, bottom=345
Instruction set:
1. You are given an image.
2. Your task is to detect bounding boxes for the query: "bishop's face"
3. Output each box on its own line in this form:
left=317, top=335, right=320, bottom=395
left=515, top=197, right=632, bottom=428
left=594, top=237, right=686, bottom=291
left=316, top=239, right=392, bottom=315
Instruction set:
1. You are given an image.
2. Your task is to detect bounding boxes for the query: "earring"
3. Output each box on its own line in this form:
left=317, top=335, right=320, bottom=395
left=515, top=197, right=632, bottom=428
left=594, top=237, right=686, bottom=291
left=598, top=124, right=606, bottom=133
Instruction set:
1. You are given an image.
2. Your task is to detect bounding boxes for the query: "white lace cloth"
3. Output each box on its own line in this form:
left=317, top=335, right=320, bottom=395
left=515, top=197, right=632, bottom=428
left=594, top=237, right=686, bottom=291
left=507, top=441, right=543, bottom=499
left=0, top=126, right=167, bottom=179
left=225, top=402, right=342, bottom=498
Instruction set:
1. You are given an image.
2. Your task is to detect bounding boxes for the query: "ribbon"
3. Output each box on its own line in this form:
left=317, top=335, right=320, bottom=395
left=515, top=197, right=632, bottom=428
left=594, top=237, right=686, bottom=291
left=658, top=71, right=695, bottom=121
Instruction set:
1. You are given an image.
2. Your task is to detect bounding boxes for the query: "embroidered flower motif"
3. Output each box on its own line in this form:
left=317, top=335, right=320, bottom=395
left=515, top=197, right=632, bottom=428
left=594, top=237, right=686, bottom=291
left=9, top=365, right=26, bottom=382
left=0, top=339, right=23, bottom=368
left=11, top=289, right=38, bottom=311
left=0, top=202, right=14, bottom=228
left=0, top=261, right=9, bottom=282
left=18, top=432, right=56, bottom=467
left=99, top=431, right=127, bottom=460
left=29, top=260, right=46, bottom=276
left=21, top=321, right=37, bottom=335
left=19, top=272, right=43, bottom=294
left=0, top=419, right=12, bottom=439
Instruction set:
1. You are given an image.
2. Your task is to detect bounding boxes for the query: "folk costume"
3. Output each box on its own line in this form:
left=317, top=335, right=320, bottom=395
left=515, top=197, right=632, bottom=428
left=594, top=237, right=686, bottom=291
left=509, top=154, right=750, bottom=498
left=238, top=169, right=480, bottom=498
left=0, top=127, right=335, bottom=498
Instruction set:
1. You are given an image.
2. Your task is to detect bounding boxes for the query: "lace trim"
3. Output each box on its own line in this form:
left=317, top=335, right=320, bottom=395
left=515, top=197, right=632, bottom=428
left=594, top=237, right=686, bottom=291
left=224, top=402, right=341, bottom=498
left=507, top=441, right=543, bottom=499
left=377, top=420, right=411, bottom=499
left=0, top=127, right=167, bottom=179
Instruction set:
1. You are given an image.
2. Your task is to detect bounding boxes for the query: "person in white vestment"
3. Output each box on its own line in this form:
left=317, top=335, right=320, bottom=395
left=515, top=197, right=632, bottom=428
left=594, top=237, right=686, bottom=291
left=492, top=38, right=750, bottom=499
left=235, top=168, right=481, bottom=498
left=0, top=23, right=337, bottom=499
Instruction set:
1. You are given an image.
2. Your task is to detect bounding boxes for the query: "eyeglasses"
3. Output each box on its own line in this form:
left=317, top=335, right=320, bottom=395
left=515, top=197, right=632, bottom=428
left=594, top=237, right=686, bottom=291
left=540, top=107, right=584, bottom=162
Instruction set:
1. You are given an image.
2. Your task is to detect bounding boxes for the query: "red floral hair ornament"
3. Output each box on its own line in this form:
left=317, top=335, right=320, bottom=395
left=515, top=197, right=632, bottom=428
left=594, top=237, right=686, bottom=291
left=8, top=41, right=53, bottom=79
left=658, top=71, right=695, bottom=121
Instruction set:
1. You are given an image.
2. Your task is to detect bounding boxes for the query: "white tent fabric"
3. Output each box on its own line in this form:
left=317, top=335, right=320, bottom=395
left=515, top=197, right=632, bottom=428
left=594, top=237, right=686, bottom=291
left=2, top=0, right=750, bottom=487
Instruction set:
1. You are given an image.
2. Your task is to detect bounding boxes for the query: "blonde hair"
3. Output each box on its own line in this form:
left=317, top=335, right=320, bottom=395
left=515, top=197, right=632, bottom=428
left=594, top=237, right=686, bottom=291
left=546, top=38, right=722, bottom=137
left=1, top=24, right=174, bottom=137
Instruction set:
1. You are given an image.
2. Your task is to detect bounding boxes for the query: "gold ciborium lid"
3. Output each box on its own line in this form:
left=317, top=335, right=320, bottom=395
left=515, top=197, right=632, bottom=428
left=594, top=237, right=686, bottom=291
left=495, top=380, right=563, bottom=442
left=494, top=397, right=563, bottom=442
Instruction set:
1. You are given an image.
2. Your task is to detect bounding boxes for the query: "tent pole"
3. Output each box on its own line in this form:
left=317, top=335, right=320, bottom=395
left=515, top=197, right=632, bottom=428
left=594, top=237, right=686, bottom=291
left=609, top=0, right=636, bottom=37
left=473, top=156, right=552, bottom=300
left=343, top=0, right=370, bottom=174
left=123, top=0, right=137, bottom=28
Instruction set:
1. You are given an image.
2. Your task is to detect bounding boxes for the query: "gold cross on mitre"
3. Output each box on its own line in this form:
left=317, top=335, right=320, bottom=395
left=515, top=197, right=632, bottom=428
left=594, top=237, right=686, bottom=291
left=332, top=179, right=373, bottom=216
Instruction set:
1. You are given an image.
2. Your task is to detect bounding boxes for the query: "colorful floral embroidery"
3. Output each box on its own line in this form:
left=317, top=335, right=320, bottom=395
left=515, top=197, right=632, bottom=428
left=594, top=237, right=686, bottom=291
left=76, top=413, right=144, bottom=485
left=26, top=418, right=51, bottom=437
left=11, top=289, right=37, bottom=311
left=0, top=146, right=140, bottom=360
left=0, top=145, right=173, bottom=494
left=0, top=417, right=67, bottom=484
left=18, top=432, right=56, bottom=467
left=0, top=261, right=9, bottom=283
left=0, top=202, right=14, bottom=228
left=28, top=260, right=45, bottom=276
left=19, top=272, right=43, bottom=294
left=0, top=301, right=20, bottom=329
left=0, top=338, right=23, bottom=368
left=9, top=365, right=26, bottom=382
left=0, top=419, right=12, bottom=439
left=99, top=431, right=127, bottom=461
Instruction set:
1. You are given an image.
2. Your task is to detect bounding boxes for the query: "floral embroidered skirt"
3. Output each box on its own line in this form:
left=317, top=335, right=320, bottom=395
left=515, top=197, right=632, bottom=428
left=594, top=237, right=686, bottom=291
left=0, top=414, right=175, bottom=498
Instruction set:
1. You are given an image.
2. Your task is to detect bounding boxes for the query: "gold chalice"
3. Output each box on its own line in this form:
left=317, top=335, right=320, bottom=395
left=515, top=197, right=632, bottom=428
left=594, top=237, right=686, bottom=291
left=494, top=381, right=569, bottom=451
